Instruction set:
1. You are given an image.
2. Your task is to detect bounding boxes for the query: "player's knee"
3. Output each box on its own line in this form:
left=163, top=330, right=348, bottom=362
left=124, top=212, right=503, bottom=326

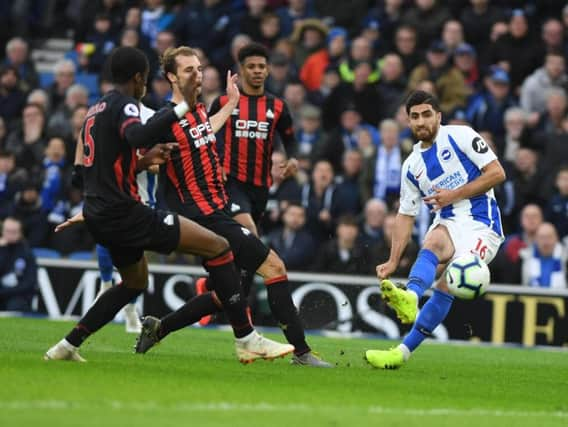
left=264, top=251, right=286, bottom=277
left=211, top=235, right=230, bottom=257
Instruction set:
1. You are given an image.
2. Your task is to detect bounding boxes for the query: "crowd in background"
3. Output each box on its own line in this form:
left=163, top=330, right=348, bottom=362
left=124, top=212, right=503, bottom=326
left=1, top=0, right=568, bottom=289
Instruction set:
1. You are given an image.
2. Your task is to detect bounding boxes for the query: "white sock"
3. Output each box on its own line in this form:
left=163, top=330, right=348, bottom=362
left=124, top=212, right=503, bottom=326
left=235, top=330, right=257, bottom=343
left=397, top=343, right=411, bottom=361
left=124, top=303, right=137, bottom=314
left=60, top=339, right=78, bottom=352
left=101, top=281, right=113, bottom=290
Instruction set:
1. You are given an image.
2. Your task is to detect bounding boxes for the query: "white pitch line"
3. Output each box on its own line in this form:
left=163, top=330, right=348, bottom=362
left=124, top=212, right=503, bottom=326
left=0, top=400, right=566, bottom=418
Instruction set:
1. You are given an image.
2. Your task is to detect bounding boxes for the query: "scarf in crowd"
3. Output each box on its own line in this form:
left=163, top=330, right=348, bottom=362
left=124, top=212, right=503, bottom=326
left=373, top=144, right=401, bottom=200
left=523, top=243, right=566, bottom=288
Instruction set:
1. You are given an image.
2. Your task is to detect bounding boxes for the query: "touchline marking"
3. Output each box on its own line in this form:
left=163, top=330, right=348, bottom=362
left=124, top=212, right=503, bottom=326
left=0, top=401, right=566, bottom=417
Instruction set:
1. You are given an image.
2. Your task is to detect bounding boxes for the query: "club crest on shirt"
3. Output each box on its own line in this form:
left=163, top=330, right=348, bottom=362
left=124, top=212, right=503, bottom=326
left=441, top=148, right=452, bottom=162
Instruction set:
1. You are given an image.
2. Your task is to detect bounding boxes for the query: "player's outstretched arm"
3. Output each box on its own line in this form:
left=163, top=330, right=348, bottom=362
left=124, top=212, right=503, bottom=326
left=123, top=105, right=189, bottom=149
left=423, top=159, right=506, bottom=211
left=376, top=213, right=415, bottom=279
left=135, top=143, right=178, bottom=173
left=210, top=70, right=239, bottom=133
left=54, top=211, right=85, bottom=233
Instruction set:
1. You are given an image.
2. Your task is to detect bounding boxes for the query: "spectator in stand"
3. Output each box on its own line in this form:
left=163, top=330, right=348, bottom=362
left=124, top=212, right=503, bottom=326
left=503, top=204, right=544, bottom=264
left=533, top=88, right=567, bottom=136
left=10, top=180, right=49, bottom=248
left=520, top=52, right=567, bottom=118
left=0, top=65, right=27, bottom=128
left=143, top=72, right=171, bottom=110
left=338, top=36, right=379, bottom=84
left=488, top=9, right=543, bottom=91
left=545, top=166, right=568, bottom=240
left=276, top=0, right=315, bottom=38
left=393, top=25, right=422, bottom=79
left=0, top=216, right=37, bottom=312
left=376, top=53, right=406, bottom=118
left=290, top=19, right=328, bottom=70
left=358, top=198, right=387, bottom=251
left=198, top=66, right=221, bottom=110
left=265, top=52, right=293, bottom=97
left=261, top=151, right=301, bottom=234
left=40, top=137, right=67, bottom=219
left=408, top=40, right=470, bottom=116
left=460, top=0, right=504, bottom=53
left=239, top=0, right=269, bottom=41
left=283, top=80, right=306, bottom=127
left=47, top=84, right=88, bottom=143
left=140, top=0, right=174, bottom=49
left=453, top=43, right=480, bottom=90
left=0, top=151, right=27, bottom=219
left=257, top=12, right=281, bottom=50
left=3, top=37, right=39, bottom=92
left=360, top=18, right=384, bottom=57
left=26, top=89, right=50, bottom=117
left=370, top=212, right=419, bottom=278
left=307, top=64, right=341, bottom=107
left=0, top=117, right=6, bottom=149
left=229, top=34, right=253, bottom=72
left=401, top=0, right=451, bottom=50
left=441, top=20, right=464, bottom=55
left=313, top=0, right=369, bottom=36
left=511, top=147, right=547, bottom=213
left=267, top=202, right=315, bottom=271
left=311, top=214, right=370, bottom=275
left=334, top=148, right=363, bottom=217
left=362, top=119, right=407, bottom=208
left=466, top=66, right=516, bottom=139
left=47, top=59, right=76, bottom=112
left=498, top=107, right=532, bottom=162
left=296, top=104, right=323, bottom=158
left=5, top=103, right=47, bottom=174
left=364, top=0, right=404, bottom=49
left=541, top=19, right=567, bottom=59
left=301, top=160, right=337, bottom=244
left=300, top=27, right=347, bottom=92
left=85, top=13, right=117, bottom=73
left=520, top=222, right=567, bottom=288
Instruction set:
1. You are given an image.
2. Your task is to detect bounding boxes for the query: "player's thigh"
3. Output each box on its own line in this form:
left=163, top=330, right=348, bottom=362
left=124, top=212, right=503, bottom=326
left=422, top=225, right=456, bottom=263
left=176, top=215, right=230, bottom=259
left=452, top=226, right=503, bottom=264
left=203, top=213, right=269, bottom=272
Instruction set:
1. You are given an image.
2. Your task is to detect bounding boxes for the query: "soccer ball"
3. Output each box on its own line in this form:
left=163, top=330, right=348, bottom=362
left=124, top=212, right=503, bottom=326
left=445, top=254, right=490, bottom=300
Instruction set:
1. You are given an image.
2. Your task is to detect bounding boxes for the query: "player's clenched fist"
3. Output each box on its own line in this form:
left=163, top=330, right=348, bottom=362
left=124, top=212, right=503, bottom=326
left=376, top=260, right=397, bottom=280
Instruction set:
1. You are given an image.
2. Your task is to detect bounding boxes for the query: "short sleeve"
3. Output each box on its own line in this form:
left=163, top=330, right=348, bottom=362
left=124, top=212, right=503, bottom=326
left=457, top=126, right=497, bottom=170
left=398, top=158, right=422, bottom=217
left=114, top=95, right=142, bottom=139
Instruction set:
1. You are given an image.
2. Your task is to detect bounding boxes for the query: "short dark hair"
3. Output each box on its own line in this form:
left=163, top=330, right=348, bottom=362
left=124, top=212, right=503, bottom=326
left=405, top=90, right=441, bottom=115
left=337, top=214, right=359, bottom=227
left=109, top=47, right=149, bottom=84
left=238, top=42, right=269, bottom=64
left=557, top=165, right=568, bottom=175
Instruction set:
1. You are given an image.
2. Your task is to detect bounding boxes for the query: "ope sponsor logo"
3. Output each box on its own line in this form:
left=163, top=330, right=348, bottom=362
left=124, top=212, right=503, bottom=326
left=235, top=119, right=269, bottom=139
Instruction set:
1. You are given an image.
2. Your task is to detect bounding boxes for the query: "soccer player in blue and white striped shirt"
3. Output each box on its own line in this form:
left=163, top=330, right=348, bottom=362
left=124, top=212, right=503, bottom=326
left=365, top=91, right=506, bottom=369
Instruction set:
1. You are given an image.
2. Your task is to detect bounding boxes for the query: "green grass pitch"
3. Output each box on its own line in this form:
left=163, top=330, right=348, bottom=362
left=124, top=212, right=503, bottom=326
left=1, top=317, right=566, bottom=427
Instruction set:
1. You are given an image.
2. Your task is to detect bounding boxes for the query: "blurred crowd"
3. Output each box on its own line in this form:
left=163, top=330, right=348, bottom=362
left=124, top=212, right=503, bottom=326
left=1, top=0, right=568, bottom=289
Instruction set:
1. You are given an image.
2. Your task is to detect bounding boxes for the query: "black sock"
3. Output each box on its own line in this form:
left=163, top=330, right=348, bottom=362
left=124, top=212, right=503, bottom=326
left=159, top=292, right=221, bottom=338
left=266, top=276, right=310, bottom=355
left=204, top=250, right=253, bottom=338
left=241, top=269, right=256, bottom=297
left=66, top=284, right=142, bottom=347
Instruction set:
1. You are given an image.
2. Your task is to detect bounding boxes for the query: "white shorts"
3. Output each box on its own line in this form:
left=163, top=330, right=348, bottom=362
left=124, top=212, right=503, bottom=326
left=428, top=218, right=504, bottom=264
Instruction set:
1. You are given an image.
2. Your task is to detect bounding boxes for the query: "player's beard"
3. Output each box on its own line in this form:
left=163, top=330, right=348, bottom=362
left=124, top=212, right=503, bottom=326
left=413, top=124, right=437, bottom=143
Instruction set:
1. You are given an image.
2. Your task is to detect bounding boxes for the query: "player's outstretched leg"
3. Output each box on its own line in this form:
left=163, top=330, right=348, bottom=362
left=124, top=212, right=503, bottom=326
left=258, top=250, right=332, bottom=368
left=45, top=257, right=149, bottom=361
left=366, top=289, right=454, bottom=369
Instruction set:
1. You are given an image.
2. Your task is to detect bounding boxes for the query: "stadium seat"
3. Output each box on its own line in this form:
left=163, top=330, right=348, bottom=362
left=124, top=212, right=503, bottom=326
left=67, top=251, right=94, bottom=260
left=39, top=71, right=54, bottom=88
left=32, top=247, right=62, bottom=259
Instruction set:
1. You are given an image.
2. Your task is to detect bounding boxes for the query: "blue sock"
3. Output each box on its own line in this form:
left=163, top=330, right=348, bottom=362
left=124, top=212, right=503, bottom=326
left=402, top=290, right=454, bottom=352
left=406, top=249, right=439, bottom=299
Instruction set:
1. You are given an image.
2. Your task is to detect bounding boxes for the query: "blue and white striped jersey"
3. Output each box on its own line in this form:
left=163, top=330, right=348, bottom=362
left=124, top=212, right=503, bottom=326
left=399, top=125, right=503, bottom=238
left=137, top=104, right=158, bottom=208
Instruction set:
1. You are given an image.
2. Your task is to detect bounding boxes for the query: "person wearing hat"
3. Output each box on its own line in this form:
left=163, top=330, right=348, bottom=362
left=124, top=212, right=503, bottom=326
left=300, top=26, right=347, bottom=91
left=276, top=0, right=316, bottom=37
left=290, top=18, right=328, bottom=69
left=408, top=40, right=470, bottom=115
left=453, top=42, right=480, bottom=89
left=466, top=66, right=516, bottom=138
left=296, top=104, right=324, bottom=157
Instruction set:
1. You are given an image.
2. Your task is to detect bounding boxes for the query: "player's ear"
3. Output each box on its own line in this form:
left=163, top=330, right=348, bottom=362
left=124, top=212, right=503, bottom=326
left=167, top=72, right=177, bottom=84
